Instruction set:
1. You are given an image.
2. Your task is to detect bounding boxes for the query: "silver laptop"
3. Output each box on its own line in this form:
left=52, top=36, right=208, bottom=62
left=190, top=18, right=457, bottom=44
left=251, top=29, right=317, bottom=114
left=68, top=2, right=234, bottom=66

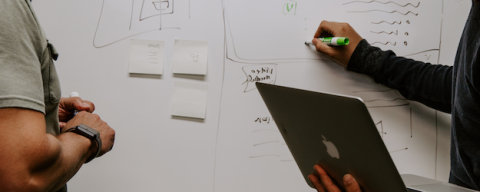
left=256, top=82, right=477, bottom=192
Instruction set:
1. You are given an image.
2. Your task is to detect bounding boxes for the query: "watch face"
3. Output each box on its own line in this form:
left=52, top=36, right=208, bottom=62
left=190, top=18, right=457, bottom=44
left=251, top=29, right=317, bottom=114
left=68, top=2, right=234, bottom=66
left=78, top=126, right=96, bottom=138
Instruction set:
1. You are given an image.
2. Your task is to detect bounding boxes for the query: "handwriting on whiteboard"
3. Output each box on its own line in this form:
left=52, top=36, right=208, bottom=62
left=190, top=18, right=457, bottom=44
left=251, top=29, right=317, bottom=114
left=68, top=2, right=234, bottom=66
left=242, top=64, right=277, bottom=92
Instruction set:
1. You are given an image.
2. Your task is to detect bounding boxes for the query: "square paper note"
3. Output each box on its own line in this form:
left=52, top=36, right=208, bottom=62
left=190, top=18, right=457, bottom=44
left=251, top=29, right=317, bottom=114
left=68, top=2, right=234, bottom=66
left=171, top=81, right=208, bottom=119
left=172, top=39, right=209, bottom=75
left=128, top=39, right=165, bottom=75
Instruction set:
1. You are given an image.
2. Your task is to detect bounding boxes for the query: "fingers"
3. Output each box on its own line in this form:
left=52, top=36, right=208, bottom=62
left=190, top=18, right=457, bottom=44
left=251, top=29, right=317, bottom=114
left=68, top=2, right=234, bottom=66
left=343, top=174, right=362, bottom=192
left=314, top=20, right=335, bottom=38
left=312, top=38, right=333, bottom=56
left=314, top=165, right=341, bottom=192
left=309, top=174, right=326, bottom=192
left=60, top=97, right=95, bottom=113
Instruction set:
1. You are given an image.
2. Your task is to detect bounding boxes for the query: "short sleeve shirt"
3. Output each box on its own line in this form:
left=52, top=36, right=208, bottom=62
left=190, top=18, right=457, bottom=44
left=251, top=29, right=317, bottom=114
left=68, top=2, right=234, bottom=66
left=0, top=1, right=64, bottom=191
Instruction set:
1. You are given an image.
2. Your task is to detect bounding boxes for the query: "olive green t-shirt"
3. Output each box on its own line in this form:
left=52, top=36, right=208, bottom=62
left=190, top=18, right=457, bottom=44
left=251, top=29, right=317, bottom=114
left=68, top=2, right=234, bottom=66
left=0, top=0, right=64, bottom=191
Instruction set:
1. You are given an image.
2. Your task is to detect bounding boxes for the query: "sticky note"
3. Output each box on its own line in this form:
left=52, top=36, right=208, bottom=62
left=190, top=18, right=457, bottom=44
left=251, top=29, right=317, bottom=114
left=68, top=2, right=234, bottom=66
left=172, top=39, right=209, bottom=75
left=128, top=39, right=165, bottom=75
left=171, top=81, right=208, bottom=119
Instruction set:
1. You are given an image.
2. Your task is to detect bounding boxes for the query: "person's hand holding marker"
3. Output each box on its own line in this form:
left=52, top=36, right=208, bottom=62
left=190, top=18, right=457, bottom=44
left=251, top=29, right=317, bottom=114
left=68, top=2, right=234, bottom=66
left=308, top=21, right=363, bottom=67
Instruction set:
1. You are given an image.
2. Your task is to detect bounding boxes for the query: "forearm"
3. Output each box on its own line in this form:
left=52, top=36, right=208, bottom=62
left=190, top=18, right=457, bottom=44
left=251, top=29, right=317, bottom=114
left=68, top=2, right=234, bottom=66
left=0, top=109, right=94, bottom=192
left=347, top=39, right=453, bottom=113
left=29, top=132, right=94, bottom=191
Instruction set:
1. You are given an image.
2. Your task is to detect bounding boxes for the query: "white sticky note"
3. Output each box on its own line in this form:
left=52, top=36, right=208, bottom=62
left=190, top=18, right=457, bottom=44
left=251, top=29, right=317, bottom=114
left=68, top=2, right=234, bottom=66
left=171, top=81, right=208, bottom=119
left=172, top=39, right=209, bottom=75
left=128, top=39, right=165, bottom=75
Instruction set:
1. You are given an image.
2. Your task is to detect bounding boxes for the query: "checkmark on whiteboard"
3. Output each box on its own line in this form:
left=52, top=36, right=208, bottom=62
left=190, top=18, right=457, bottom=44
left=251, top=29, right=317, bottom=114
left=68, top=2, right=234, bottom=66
left=283, top=0, right=297, bottom=15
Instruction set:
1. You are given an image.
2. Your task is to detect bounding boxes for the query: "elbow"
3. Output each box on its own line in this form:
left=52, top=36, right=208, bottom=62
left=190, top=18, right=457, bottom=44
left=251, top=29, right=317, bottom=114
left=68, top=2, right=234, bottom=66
left=0, top=171, right=48, bottom=192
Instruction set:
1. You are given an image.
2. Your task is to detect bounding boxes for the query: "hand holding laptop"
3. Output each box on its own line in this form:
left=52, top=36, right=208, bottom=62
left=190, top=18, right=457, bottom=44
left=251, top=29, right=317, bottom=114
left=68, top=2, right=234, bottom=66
left=309, top=165, right=362, bottom=192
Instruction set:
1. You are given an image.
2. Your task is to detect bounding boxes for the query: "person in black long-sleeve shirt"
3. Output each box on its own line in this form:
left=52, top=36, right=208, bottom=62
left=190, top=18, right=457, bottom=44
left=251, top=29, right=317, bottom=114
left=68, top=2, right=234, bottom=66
left=307, top=1, right=480, bottom=192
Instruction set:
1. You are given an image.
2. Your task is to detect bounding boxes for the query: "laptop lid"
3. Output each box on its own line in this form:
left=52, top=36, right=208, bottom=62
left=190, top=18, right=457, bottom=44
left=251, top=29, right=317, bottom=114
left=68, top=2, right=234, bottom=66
left=256, top=82, right=407, bottom=192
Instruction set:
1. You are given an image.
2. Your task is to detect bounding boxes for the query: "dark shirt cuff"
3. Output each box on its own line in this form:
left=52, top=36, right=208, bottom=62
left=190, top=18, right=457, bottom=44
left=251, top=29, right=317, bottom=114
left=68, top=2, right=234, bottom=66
left=347, top=39, right=386, bottom=79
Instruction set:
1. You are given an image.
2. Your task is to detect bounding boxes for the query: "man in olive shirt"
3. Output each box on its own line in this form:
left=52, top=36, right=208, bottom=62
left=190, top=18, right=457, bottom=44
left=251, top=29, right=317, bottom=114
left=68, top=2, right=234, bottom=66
left=0, top=1, right=116, bottom=191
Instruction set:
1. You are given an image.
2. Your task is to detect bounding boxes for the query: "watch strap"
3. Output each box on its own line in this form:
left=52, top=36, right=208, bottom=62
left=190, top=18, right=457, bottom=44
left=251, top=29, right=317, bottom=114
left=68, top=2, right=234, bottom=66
left=66, top=124, right=102, bottom=163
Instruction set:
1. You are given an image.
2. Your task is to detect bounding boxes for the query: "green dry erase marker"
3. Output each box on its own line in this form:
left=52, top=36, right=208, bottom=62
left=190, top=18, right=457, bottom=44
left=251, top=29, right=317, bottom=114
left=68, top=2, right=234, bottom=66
left=305, top=37, right=349, bottom=46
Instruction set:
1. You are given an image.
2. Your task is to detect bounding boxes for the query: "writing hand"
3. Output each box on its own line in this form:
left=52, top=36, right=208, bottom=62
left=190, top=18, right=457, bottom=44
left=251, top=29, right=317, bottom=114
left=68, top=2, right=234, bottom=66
left=308, top=165, right=362, bottom=192
left=58, top=97, right=95, bottom=129
left=312, top=21, right=363, bottom=67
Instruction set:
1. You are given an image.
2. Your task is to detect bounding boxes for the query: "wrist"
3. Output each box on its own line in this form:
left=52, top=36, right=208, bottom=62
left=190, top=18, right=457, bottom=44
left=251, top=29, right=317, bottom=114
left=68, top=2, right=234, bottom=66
left=61, top=132, right=97, bottom=163
left=64, top=124, right=102, bottom=163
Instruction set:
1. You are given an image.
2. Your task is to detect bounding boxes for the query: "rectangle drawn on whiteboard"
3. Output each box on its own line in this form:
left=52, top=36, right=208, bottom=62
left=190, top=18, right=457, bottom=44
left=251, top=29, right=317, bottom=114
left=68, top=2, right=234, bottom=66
left=128, top=39, right=165, bottom=75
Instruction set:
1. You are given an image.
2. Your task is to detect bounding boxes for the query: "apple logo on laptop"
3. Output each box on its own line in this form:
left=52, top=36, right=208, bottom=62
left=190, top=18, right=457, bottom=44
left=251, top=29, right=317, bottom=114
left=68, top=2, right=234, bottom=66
left=322, top=135, right=340, bottom=159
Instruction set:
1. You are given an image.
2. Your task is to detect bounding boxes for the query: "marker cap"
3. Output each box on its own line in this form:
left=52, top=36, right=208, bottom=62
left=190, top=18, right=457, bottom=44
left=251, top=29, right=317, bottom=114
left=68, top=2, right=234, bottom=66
left=335, top=37, right=349, bottom=46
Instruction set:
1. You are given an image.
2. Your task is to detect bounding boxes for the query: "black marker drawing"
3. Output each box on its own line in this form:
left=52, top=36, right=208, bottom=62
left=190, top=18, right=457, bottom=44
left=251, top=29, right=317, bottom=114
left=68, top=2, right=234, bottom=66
left=389, top=148, right=408, bottom=153
left=242, top=64, right=277, bottom=92
left=93, top=0, right=189, bottom=48
left=348, top=10, right=419, bottom=16
left=371, top=20, right=402, bottom=25
left=370, top=30, right=398, bottom=35
left=376, top=121, right=387, bottom=138
left=372, top=41, right=397, bottom=46
left=343, top=0, right=420, bottom=8
left=253, top=141, right=281, bottom=147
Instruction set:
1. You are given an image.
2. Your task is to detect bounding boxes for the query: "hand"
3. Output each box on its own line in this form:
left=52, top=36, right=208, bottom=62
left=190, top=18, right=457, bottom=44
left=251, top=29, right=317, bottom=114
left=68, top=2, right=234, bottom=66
left=309, top=165, right=362, bottom=192
left=63, top=111, right=115, bottom=158
left=312, top=21, right=363, bottom=67
left=58, top=97, right=95, bottom=129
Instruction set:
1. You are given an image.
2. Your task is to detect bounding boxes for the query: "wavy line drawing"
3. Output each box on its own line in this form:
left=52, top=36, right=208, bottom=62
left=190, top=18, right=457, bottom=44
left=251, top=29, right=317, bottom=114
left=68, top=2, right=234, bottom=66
left=370, top=30, right=398, bottom=35
left=253, top=141, right=280, bottom=146
left=372, top=41, right=397, bottom=46
left=371, top=20, right=402, bottom=25
left=343, top=0, right=420, bottom=8
left=348, top=10, right=419, bottom=16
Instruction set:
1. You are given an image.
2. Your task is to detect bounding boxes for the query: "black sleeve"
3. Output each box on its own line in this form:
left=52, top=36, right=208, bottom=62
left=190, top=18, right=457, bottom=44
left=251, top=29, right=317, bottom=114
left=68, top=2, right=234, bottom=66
left=347, top=39, right=453, bottom=113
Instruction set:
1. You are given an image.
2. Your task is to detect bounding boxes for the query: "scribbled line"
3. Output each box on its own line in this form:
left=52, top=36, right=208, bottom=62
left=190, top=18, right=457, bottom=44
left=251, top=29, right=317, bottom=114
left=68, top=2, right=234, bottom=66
left=370, top=30, right=398, bottom=35
left=364, top=98, right=407, bottom=102
left=348, top=10, right=418, bottom=16
left=343, top=0, right=420, bottom=8
left=372, top=20, right=401, bottom=25
left=251, top=129, right=279, bottom=133
left=389, top=148, right=408, bottom=153
left=253, top=141, right=280, bottom=146
left=368, top=103, right=410, bottom=108
left=372, top=41, right=397, bottom=46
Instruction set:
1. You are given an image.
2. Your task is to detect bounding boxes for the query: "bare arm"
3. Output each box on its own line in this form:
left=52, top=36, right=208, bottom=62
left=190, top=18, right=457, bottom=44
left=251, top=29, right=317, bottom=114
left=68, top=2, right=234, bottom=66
left=0, top=108, right=114, bottom=192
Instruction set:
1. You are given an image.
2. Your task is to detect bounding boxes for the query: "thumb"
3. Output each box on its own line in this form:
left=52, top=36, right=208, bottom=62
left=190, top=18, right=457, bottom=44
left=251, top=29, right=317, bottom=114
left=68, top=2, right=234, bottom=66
left=312, top=38, right=333, bottom=57
left=343, top=174, right=361, bottom=192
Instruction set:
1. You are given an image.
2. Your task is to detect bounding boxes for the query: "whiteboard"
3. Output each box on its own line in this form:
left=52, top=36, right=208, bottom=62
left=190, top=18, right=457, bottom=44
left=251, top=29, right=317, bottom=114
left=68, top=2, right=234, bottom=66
left=32, top=0, right=471, bottom=191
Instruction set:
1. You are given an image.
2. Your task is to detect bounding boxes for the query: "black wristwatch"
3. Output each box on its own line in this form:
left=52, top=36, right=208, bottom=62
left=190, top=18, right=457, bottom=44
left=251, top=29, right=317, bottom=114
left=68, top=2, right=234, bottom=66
left=66, top=124, right=102, bottom=163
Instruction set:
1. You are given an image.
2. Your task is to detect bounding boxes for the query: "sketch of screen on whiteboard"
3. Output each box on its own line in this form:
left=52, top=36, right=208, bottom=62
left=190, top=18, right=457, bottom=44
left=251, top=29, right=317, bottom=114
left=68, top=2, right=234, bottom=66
left=223, top=0, right=442, bottom=64
left=93, top=0, right=190, bottom=48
